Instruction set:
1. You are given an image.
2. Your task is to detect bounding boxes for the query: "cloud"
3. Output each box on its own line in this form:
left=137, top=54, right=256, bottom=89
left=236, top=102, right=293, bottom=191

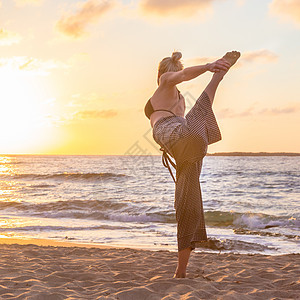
left=218, top=107, right=254, bottom=119
left=218, top=104, right=300, bottom=119
left=0, top=29, right=22, bottom=46
left=186, top=49, right=278, bottom=66
left=75, top=109, right=118, bottom=119
left=14, top=0, right=43, bottom=6
left=259, top=106, right=300, bottom=116
left=56, top=0, right=114, bottom=38
left=270, top=0, right=300, bottom=25
left=0, top=56, right=69, bottom=76
left=241, top=49, right=278, bottom=63
left=139, top=0, right=214, bottom=18
left=47, top=109, right=118, bottom=127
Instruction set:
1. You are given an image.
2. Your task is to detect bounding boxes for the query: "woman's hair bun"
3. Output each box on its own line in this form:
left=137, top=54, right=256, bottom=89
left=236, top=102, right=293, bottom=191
left=158, top=51, right=183, bottom=74
left=171, top=51, right=182, bottom=62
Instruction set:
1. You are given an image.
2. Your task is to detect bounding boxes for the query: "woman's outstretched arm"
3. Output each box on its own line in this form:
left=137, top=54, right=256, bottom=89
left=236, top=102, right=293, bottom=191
left=160, top=58, right=231, bottom=86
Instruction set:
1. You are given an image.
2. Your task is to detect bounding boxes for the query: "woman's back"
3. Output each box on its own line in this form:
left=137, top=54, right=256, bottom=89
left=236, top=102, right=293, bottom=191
left=149, top=82, right=186, bottom=127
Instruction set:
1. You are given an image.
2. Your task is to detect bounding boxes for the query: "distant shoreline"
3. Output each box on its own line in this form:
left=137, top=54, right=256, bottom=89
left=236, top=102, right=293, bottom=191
left=207, top=152, right=300, bottom=156
left=1, top=153, right=299, bottom=157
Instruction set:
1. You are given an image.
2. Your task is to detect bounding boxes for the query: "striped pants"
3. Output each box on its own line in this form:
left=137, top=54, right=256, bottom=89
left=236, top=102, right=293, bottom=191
left=152, top=91, right=222, bottom=251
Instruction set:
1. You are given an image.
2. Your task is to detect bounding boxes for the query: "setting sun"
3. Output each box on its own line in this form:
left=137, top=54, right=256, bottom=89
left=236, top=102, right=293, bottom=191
left=0, top=65, right=55, bottom=153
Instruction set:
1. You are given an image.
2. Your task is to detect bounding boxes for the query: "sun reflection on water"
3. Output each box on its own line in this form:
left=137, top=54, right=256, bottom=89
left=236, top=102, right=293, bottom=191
left=0, top=156, right=19, bottom=201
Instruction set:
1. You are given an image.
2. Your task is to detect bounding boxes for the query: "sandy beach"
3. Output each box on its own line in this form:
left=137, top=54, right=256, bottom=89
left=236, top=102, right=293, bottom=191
left=0, top=238, right=299, bottom=299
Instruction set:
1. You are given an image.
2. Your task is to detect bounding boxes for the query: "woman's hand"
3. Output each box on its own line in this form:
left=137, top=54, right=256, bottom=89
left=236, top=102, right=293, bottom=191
left=207, top=59, right=231, bottom=73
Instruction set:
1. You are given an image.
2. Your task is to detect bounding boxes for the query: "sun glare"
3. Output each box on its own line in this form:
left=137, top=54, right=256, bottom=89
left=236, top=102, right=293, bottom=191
left=0, top=66, right=54, bottom=153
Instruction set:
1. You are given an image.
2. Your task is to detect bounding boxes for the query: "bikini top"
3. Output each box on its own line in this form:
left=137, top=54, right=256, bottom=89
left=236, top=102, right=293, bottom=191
left=144, top=89, right=181, bottom=119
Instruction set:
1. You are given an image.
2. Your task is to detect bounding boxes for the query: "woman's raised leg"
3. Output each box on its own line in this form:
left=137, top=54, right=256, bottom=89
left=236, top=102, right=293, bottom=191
left=205, top=51, right=240, bottom=104
left=204, top=72, right=223, bottom=105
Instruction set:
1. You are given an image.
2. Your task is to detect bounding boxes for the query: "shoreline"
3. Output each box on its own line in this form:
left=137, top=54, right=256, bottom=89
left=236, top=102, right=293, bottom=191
left=1, top=236, right=298, bottom=256
left=0, top=237, right=299, bottom=299
left=0, top=236, right=176, bottom=252
left=0, top=236, right=114, bottom=249
left=1, top=152, right=300, bottom=156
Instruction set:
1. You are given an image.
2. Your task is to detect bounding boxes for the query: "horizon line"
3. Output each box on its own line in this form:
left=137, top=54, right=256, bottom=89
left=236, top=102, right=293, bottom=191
left=0, top=152, right=299, bottom=157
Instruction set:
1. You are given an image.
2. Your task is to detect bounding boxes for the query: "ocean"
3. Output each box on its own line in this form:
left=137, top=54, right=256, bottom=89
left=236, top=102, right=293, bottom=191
left=0, top=155, right=299, bottom=255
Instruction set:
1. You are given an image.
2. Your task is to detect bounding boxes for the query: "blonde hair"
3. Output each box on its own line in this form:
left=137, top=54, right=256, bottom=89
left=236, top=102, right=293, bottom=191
left=158, top=51, right=183, bottom=75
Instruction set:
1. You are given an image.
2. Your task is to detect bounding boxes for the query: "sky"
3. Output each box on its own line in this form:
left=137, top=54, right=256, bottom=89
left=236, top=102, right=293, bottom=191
left=0, top=0, right=299, bottom=155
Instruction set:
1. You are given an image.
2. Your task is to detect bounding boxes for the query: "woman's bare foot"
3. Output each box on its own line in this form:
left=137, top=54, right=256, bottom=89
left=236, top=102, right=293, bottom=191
left=223, top=50, right=241, bottom=67
left=215, top=50, right=241, bottom=79
left=173, top=271, right=186, bottom=278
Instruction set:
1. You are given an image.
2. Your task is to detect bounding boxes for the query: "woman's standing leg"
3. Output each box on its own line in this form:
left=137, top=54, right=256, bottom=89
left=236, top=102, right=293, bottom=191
left=174, top=52, right=240, bottom=278
left=173, top=73, right=226, bottom=278
left=174, top=247, right=192, bottom=278
left=174, top=159, right=205, bottom=278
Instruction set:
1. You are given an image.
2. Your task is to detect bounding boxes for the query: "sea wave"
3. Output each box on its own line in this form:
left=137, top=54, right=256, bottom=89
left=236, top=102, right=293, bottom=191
left=233, top=228, right=298, bottom=240
left=0, top=161, right=23, bottom=165
left=28, top=184, right=57, bottom=189
left=211, top=170, right=300, bottom=178
left=232, top=212, right=300, bottom=229
left=0, top=224, right=131, bottom=232
left=0, top=172, right=128, bottom=181
left=0, top=199, right=175, bottom=223
left=1, top=200, right=298, bottom=232
left=0, top=199, right=128, bottom=213
left=194, top=237, right=277, bottom=252
left=206, top=210, right=299, bottom=229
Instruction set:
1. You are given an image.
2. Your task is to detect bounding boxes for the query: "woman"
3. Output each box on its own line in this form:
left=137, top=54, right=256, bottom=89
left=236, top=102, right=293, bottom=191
left=144, top=50, right=240, bottom=278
